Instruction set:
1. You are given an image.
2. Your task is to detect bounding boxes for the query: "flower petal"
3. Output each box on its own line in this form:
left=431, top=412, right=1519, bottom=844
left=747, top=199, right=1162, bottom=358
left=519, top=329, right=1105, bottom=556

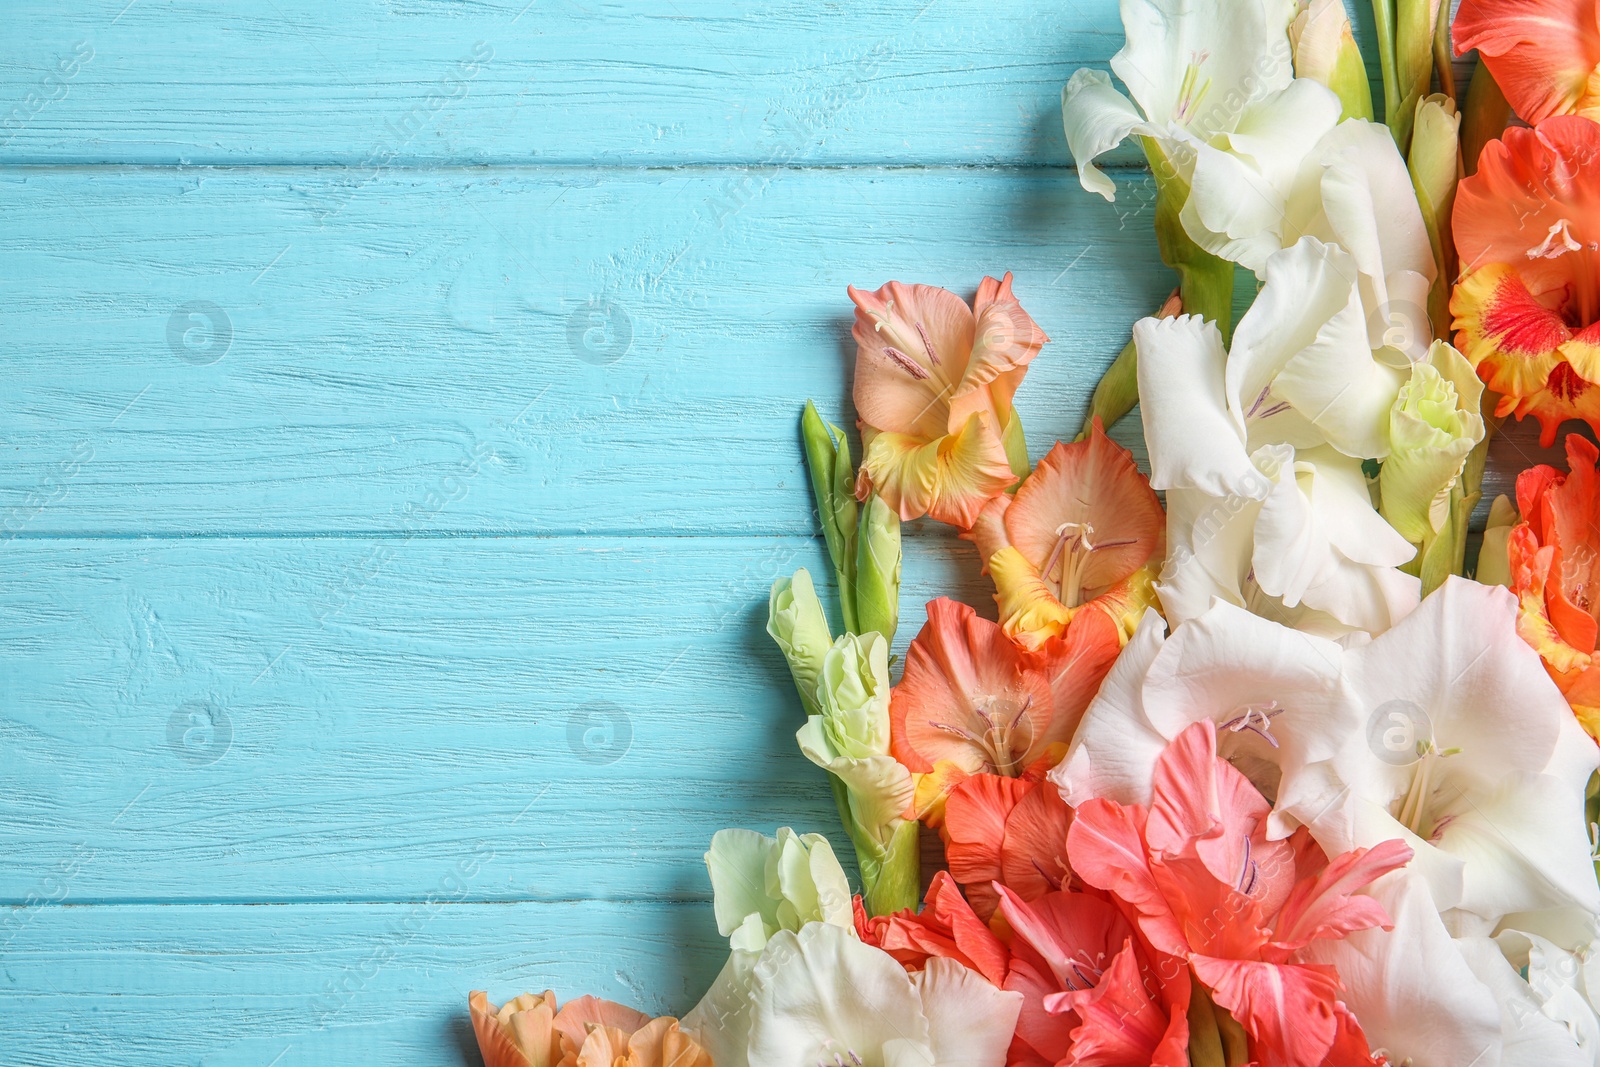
left=1454, top=0, right=1600, bottom=124
left=1061, top=68, right=1151, bottom=200
left=912, top=957, right=1022, bottom=1067
left=860, top=411, right=1016, bottom=527
left=1134, top=313, right=1262, bottom=497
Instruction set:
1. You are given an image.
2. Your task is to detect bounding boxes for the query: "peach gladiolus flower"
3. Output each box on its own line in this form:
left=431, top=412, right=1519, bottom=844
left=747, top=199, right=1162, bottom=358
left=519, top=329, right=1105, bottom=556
left=1508, top=433, right=1600, bottom=737
left=1454, top=0, right=1600, bottom=124
left=850, top=273, right=1048, bottom=528
left=968, top=419, right=1164, bottom=651
left=1451, top=117, right=1600, bottom=445
left=468, top=990, right=712, bottom=1067
left=890, top=598, right=1119, bottom=823
left=1068, top=720, right=1413, bottom=1067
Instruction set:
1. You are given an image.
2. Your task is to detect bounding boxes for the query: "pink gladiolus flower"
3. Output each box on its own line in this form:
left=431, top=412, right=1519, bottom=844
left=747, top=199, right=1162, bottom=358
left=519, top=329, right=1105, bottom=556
left=1067, top=720, right=1413, bottom=1066
left=854, top=869, right=1011, bottom=987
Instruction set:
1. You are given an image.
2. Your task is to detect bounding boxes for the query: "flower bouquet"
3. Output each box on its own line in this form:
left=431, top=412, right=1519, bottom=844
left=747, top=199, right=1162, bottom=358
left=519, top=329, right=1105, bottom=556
left=466, top=1, right=1600, bottom=1064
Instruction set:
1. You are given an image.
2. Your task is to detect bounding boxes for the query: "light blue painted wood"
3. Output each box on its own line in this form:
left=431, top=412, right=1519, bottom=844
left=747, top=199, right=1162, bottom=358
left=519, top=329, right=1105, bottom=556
left=0, top=1, right=1536, bottom=1065
left=1, top=900, right=725, bottom=1066
left=0, top=533, right=987, bottom=903
left=0, top=166, right=1165, bottom=536
left=0, top=0, right=1132, bottom=167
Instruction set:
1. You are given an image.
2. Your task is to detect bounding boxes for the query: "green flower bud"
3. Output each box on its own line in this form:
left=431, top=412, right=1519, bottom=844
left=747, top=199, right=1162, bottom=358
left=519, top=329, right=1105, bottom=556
left=853, top=494, right=901, bottom=643
left=767, top=569, right=833, bottom=718
left=705, top=827, right=854, bottom=954
left=814, top=632, right=892, bottom=761
left=1380, top=341, right=1486, bottom=544
left=801, top=401, right=859, bottom=634
left=797, top=632, right=913, bottom=851
left=1290, top=0, right=1374, bottom=121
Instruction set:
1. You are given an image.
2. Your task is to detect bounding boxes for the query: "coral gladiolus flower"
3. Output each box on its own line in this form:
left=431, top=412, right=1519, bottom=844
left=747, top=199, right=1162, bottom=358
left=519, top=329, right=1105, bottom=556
left=1067, top=720, right=1413, bottom=1066
left=995, top=885, right=1191, bottom=1067
left=850, top=273, right=1048, bottom=528
left=1454, top=0, right=1600, bottom=125
left=854, top=870, right=1011, bottom=986
left=469, top=991, right=712, bottom=1067
left=890, top=598, right=1119, bottom=794
left=968, top=419, right=1164, bottom=650
left=940, top=773, right=1072, bottom=921
left=1451, top=117, right=1600, bottom=445
left=1508, top=433, right=1600, bottom=737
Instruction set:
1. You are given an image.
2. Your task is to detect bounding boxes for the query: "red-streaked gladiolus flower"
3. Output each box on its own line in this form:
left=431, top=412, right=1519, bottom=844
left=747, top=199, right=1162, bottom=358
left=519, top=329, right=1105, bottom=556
left=1451, top=117, right=1600, bottom=445
left=1067, top=720, right=1413, bottom=1067
left=890, top=598, right=1119, bottom=821
left=854, top=870, right=1011, bottom=986
left=1454, top=0, right=1600, bottom=125
left=940, top=773, right=1072, bottom=921
left=968, top=419, right=1165, bottom=651
left=1508, top=433, right=1600, bottom=738
left=468, top=990, right=712, bottom=1067
left=850, top=273, right=1048, bottom=528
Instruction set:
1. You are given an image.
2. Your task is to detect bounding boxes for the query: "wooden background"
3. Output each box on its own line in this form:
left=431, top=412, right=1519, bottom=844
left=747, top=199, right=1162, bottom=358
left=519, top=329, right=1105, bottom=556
left=0, top=2, right=1563, bottom=1064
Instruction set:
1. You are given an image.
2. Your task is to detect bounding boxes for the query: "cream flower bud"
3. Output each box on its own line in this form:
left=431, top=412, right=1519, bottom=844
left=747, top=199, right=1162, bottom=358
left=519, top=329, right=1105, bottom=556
left=766, top=569, right=833, bottom=718
left=1379, top=341, right=1486, bottom=544
left=1290, top=0, right=1374, bottom=121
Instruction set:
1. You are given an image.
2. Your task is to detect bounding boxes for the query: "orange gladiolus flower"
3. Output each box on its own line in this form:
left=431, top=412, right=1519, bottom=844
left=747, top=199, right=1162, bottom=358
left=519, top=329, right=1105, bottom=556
left=850, top=273, right=1048, bottom=528
left=468, top=990, right=712, bottom=1067
left=967, top=419, right=1165, bottom=651
left=854, top=869, right=1012, bottom=986
left=1454, top=0, right=1600, bottom=125
left=941, top=772, right=1072, bottom=921
left=1451, top=116, right=1600, bottom=445
left=1508, top=433, right=1600, bottom=737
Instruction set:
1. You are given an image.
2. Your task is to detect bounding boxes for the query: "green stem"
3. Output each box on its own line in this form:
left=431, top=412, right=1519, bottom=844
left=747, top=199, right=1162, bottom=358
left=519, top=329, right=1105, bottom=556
left=1461, top=61, right=1511, bottom=177
left=1371, top=0, right=1401, bottom=136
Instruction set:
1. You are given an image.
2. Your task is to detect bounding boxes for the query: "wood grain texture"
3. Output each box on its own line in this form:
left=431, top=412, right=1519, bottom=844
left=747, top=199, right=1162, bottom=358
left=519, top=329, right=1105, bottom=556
left=0, top=1, right=1550, bottom=1064
left=0, top=165, right=1164, bottom=536
left=1, top=900, right=723, bottom=1066
left=0, top=532, right=994, bottom=903
left=0, top=0, right=1131, bottom=167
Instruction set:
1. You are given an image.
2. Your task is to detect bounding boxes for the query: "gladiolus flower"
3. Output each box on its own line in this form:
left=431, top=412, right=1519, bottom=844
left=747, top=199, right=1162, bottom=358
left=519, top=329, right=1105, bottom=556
left=705, top=827, right=854, bottom=953
left=854, top=870, right=1010, bottom=986
left=939, top=773, right=1071, bottom=921
left=469, top=990, right=711, bottom=1067
left=1067, top=720, right=1412, bottom=1067
left=994, top=884, right=1190, bottom=1067
left=889, top=598, right=1118, bottom=805
left=1508, top=433, right=1600, bottom=738
left=850, top=273, right=1047, bottom=528
left=685, top=921, right=1021, bottom=1067
left=1451, top=116, right=1600, bottom=446
left=966, top=419, right=1165, bottom=652
left=1453, top=0, right=1600, bottom=125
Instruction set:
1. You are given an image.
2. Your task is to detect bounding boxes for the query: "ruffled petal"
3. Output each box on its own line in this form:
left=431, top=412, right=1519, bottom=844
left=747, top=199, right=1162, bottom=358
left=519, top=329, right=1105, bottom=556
left=1454, top=0, right=1600, bottom=123
left=1134, top=314, right=1262, bottom=497
left=859, top=411, right=1016, bottom=527
left=1061, top=68, right=1151, bottom=200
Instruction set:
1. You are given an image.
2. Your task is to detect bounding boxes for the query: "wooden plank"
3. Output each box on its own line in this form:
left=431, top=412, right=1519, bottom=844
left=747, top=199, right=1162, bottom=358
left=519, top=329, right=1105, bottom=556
left=0, top=165, right=1165, bottom=536
left=0, top=532, right=1000, bottom=903
left=0, top=899, right=724, bottom=1067
left=0, top=0, right=1131, bottom=167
